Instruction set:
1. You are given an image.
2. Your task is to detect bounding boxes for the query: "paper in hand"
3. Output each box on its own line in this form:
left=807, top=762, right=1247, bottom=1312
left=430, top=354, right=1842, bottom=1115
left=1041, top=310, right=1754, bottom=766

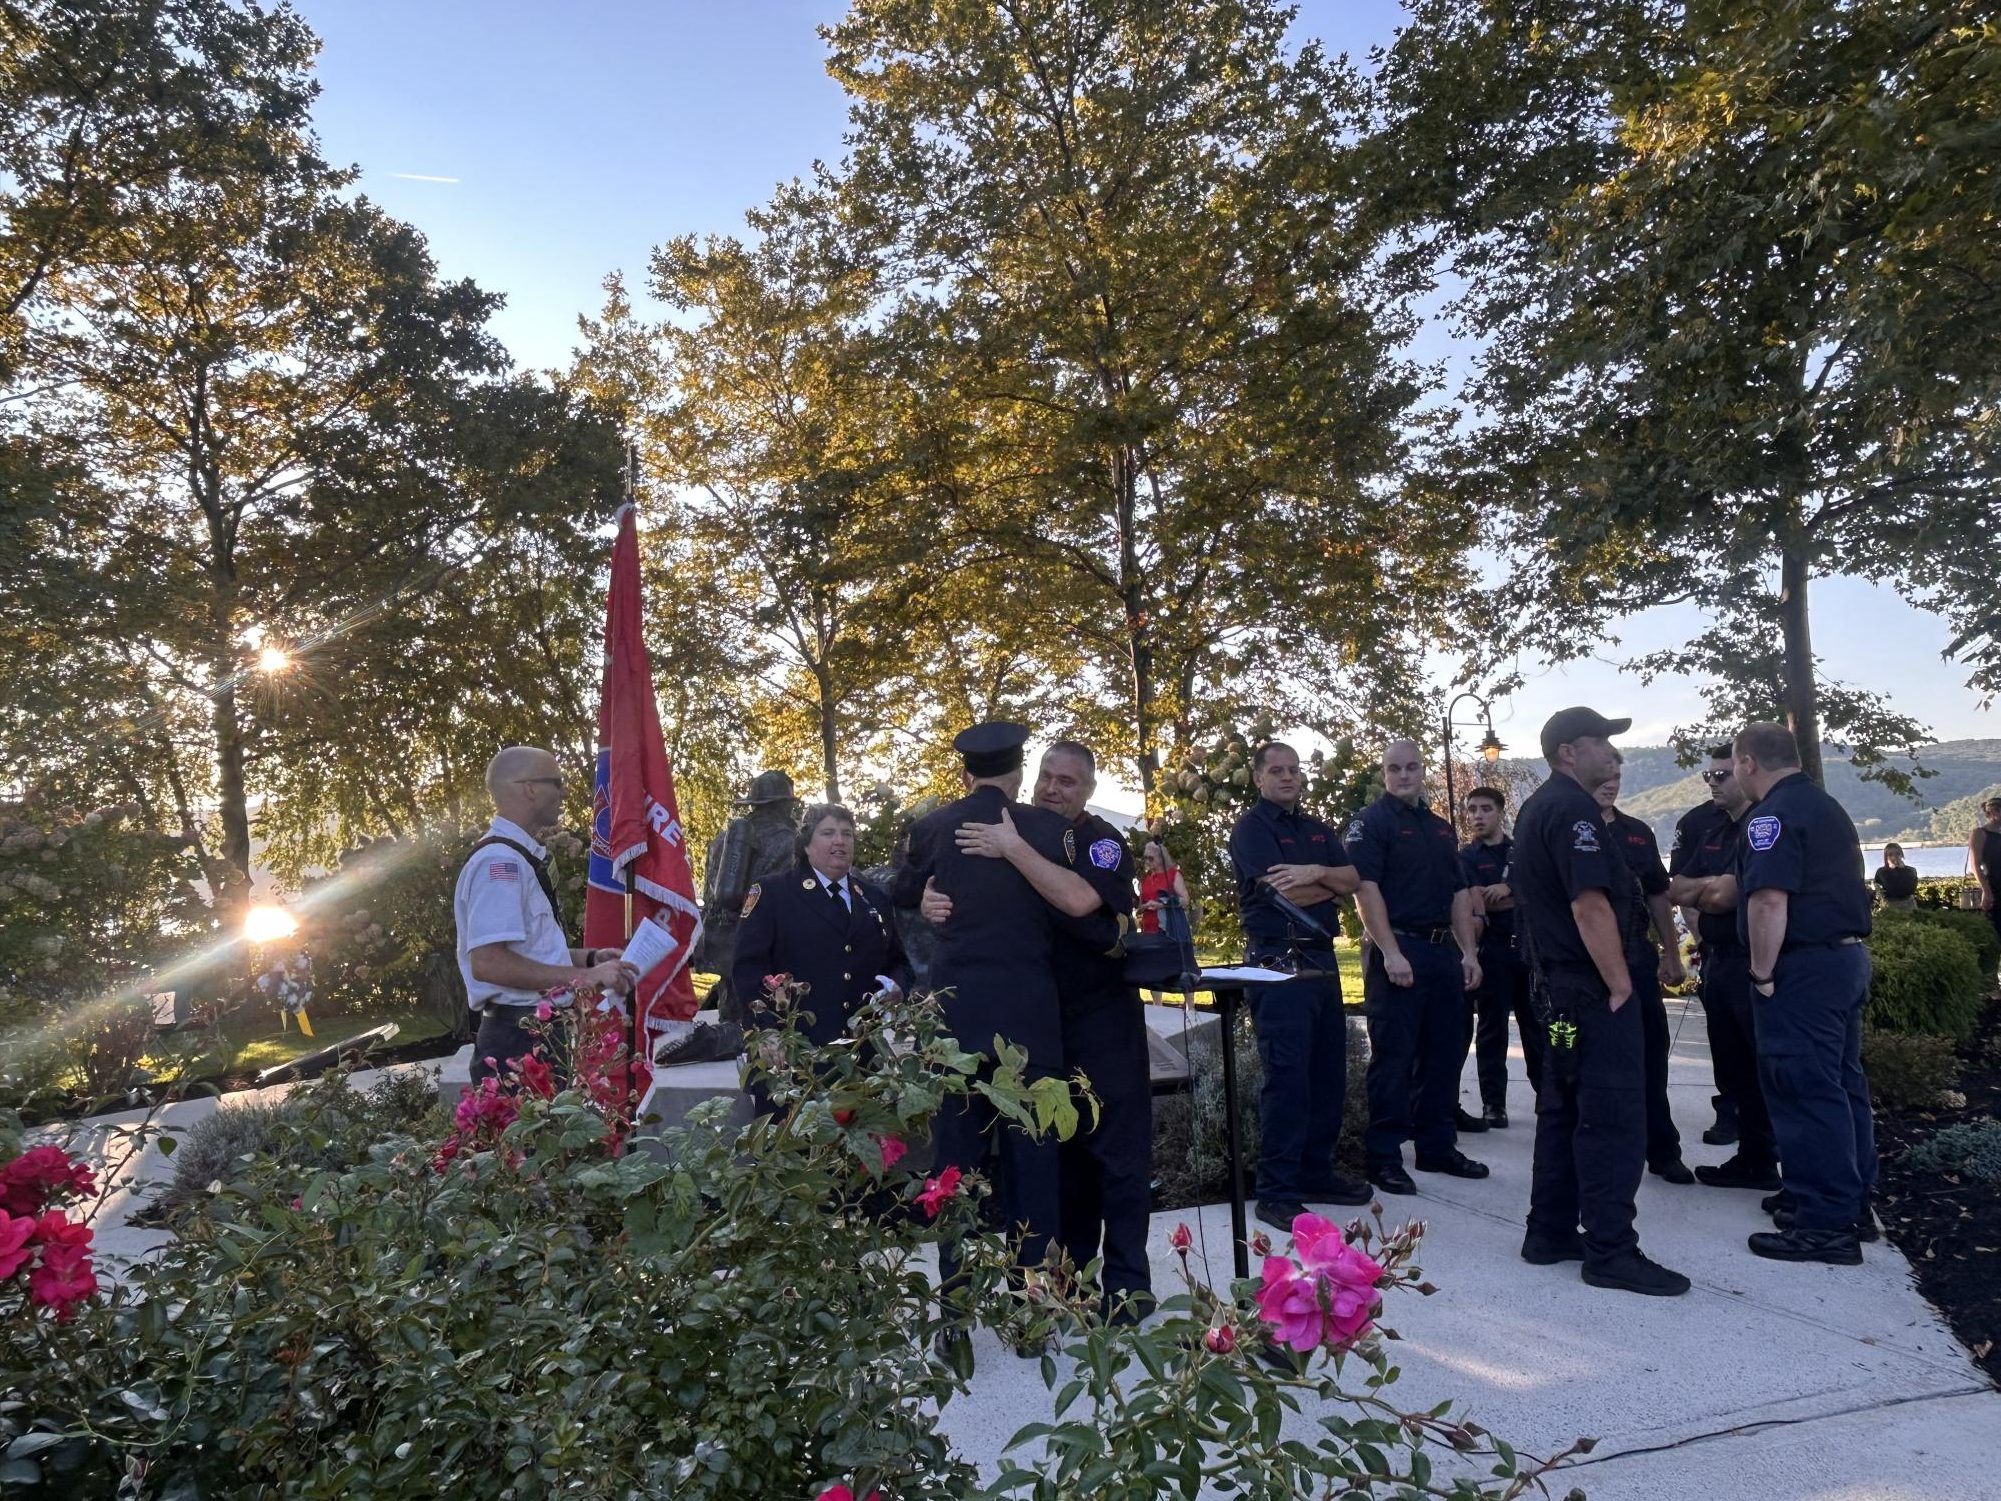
left=619, top=915, right=679, bottom=981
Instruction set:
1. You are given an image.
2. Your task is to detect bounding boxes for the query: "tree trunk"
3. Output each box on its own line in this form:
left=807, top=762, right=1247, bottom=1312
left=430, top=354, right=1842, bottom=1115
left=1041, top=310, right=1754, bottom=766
left=814, top=663, right=841, bottom=804
left=1116, top=445, right=1157, bottom=799
left=211, top=674, right=254, bottom=905
left=1777, top=540, right=1825, bottom=786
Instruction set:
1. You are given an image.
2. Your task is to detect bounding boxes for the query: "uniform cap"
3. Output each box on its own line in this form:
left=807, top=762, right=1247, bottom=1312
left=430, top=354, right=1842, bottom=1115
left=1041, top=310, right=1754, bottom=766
left=954, top=721, right=1030, bottom=778
left=1539, top=706, right=1632, bottom=759
left=736, top=769, right=797, bottom=806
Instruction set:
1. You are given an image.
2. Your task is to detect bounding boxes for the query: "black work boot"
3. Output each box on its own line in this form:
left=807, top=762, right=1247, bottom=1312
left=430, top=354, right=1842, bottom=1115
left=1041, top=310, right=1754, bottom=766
left=1748, top=1227, right=1863, bottom=1264
left=1581, top=1251, right=1691, bottom=1297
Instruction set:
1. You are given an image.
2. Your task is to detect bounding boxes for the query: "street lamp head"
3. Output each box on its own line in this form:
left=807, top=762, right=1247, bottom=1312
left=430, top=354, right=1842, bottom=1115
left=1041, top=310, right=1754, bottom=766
left=1480, top=730, right=1504, bottom=764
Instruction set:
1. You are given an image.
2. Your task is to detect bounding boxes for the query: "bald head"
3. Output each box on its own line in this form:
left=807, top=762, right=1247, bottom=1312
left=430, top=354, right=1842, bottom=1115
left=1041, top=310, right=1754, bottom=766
left=1383, top=738, right=1424, bottom=804
left=485, top=745, right=564, bottom=830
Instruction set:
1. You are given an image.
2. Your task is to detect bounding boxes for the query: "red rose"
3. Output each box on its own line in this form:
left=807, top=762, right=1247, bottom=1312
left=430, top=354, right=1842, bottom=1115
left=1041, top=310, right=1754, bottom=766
left=0, top=1145, right=95, bottom=1216
left=875, top=1135, right=908, bottom=1170
left=1204, top=1323, right=1237, bottom=1355
left=832, top=1107, right=857, bottom=1127
left=0, top=1211, right=34, bottom=1279
left=915, top=1165, right=963, bottom=1219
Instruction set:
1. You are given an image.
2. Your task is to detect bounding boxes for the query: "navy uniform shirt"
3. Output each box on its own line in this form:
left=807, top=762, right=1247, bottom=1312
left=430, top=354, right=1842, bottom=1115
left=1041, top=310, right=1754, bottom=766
left=1606, top=809, right=1669, bottom=961
left=1511, top=770, right=1636, bottom=976
left=1056, top=812, right=1138, bottom=1017
left=1674, top=804, right=1747, bottom=951
left=730, top=862, right=910, bottom=1047
left=1229, top=798, right=1351, bottom=946
left=1345, top=793, right=1466, bottom=931
left=1459, top=835, right=1515, bottom=950
left=1736, top=772, right=1873, bottom=948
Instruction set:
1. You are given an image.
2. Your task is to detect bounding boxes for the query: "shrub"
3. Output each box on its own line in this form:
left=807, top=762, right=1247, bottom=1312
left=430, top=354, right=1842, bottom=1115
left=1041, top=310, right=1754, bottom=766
left=1901, top=1120, right=2001, bottom=1184
left=4, top=989, right=1562, bottom=1500
left=1864, top=918, right=1986, bottom=1041
left=1859, top=1028, right=1963, bottom=1111
left=1911, top=907, right=2001, bottom=980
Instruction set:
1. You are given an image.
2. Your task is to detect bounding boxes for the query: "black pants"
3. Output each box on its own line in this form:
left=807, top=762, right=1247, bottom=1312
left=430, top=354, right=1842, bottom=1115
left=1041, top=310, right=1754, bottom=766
left=1701, top=944, right=1777, bottom=1167
left=1630, top=959, right=1681, bottom=1167
left=1363, top=939, right=1465, bottom=1164
left=470, top=1005, right=558, bottom=1089
left=1058, top=1002, right=1154, bottom=1309
left=1528, top=974, right=1645, bottom=1265
left=933, top=1063, right=1062, bottom=1297
left=1758, top=944, right=1876, bottom=1230
left=1465, top=945, right=1543, bottom=1109
left=1246, top=945, right=1346, bottom=1202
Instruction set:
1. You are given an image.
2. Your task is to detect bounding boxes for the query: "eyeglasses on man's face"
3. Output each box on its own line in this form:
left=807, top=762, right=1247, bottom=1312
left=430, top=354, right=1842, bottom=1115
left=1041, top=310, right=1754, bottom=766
left=514, top=777, right=564, bottom=790
left=1701, top=769, right=1733, bottom=786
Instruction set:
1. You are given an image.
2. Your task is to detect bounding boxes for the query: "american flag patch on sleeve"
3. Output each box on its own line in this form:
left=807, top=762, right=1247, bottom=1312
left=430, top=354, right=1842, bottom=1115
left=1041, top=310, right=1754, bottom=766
left=488, top=861, right=520, bottom=881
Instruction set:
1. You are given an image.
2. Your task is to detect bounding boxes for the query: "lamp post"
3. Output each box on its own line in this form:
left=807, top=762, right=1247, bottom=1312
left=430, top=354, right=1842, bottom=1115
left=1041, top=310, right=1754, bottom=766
left=1442, top=691, right=1504, bottom=828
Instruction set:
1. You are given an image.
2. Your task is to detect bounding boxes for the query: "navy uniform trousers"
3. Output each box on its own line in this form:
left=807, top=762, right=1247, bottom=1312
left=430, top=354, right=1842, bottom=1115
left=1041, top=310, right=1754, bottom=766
left=1759, top=944, right=1876, bottom=1230
left=1057, top=1000, right=1153, bottom=1309
left=1528, top=972, right=1646, bottom=1264
left=933, top=1068, right=1062, bottom=1295
left=1700, top=942, right=1778, bottom=1167
left=1363, top=938, right=1465, bottom=1164
left=1246, top=941, right=1347, bottom=1203
left=1467, top=944, right=1543, bottom=1109
left=1629, top=962, right=1682, bottom=1168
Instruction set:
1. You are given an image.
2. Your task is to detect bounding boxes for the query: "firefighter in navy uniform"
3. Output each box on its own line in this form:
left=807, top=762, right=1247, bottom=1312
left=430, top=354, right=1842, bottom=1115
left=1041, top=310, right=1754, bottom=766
left=1731, top=723, right=1878, bottom=1265
left=1458, top=787, right=1543, bottom=1126
left=1593, top=763, right=1694, bottom=1185
left=1668, top=748, right=1782, bottom=1192
left=1513, top=708, right=1689, bottom=1298
left=929, top=741, right=1153, bottom=1322
left=1346, top=739, right=1487, bottom=1196
left=894, top=722, right=1120, bottom=1360
left=731, top=802, right=910, bottom=1054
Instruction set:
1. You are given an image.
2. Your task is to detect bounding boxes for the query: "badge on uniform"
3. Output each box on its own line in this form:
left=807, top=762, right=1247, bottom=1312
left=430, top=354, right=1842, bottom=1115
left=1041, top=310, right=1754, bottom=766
left=1063, top=827, right=1077, bottom=864
left=1747, top=814, right=1781, bottom=851
left=1346, top=819, right=1365, bottom=843
left=1088, top=837, right=1122, bottom=870
left=740, top=882, right=762, bottom=917
left=1572, top=820, right=1600, bottom=852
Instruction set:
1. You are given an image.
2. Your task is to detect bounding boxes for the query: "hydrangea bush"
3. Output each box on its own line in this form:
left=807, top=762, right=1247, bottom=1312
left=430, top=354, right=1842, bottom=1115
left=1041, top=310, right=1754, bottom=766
left=1, top=987, right=1577, bottom=1499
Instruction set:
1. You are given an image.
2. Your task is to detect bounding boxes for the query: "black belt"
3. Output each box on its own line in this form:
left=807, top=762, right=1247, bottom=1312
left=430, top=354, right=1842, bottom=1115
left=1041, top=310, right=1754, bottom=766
left=1392, top=926, right=1455, bottom=947
left=1782, top=936, right=1865, bottom=953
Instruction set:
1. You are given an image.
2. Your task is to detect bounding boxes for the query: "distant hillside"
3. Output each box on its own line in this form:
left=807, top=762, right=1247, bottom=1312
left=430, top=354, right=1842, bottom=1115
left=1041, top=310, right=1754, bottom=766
left=1615, top=740, right=2001, bottom=845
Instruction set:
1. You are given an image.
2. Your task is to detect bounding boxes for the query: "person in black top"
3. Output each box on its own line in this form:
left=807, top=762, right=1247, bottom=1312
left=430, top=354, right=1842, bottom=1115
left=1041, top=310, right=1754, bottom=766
left=1228, top=741, right=1373, bottom=1231
left=1513, top=707, right=1689, bottom=1298
left=1733, top=722, right=1877, bottom=1265
left=894, top=722, right=1121, bottom=1349
left=1971, top=799, right=2001, bottom=944
left=932, top=740, right=1153, bottom=1322
left=1871, top=844, right=1919, bottom=910
left=1592, top=761, right=1693, bottom=1184
left=1459, top=787, right=1543, bottom=1126
left=1347, top=739, right=1486, bottom=1195
left=1667, top=749, right=1781, bottom=1191
left=731, top=803, right=910, bottom=1053
left=1669, top=747, right=1745, bottom=1146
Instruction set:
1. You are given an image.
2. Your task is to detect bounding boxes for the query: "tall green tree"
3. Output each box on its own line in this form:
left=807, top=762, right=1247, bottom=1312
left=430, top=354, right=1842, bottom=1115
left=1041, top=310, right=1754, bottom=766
left=824, top=0, right=1464, bottom=799
left=1375, top=0, right=2001, bottom=783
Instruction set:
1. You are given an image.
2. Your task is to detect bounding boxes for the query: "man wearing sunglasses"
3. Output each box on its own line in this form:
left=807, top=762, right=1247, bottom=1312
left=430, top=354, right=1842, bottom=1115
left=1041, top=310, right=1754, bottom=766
left=455, top=745, right=638, bottom=1086
left=1667, top=746, right=1780, bottom=1192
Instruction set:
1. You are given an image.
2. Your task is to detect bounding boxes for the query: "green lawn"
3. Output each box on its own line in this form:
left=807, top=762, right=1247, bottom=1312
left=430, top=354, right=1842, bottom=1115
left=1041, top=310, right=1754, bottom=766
left=145, top=1000, right=450, bottom=1081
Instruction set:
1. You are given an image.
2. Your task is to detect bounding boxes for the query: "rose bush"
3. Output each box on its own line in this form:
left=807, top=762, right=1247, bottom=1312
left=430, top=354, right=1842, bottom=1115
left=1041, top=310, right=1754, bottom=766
left=0, top=1121, right=101, bottom=1324
left=1, top=985, right=1575, bottom=1499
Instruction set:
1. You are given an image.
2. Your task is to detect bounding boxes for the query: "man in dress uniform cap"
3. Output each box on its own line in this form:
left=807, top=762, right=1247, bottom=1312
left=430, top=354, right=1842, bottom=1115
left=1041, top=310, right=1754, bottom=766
left=1513, top=708, right=1689, bottom=1297
left=894, top=721, right=1120, bottom=1357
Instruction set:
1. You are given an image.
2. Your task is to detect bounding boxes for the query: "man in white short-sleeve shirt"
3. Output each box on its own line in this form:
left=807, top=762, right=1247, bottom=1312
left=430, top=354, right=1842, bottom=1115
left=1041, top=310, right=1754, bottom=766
left=456, top=745, right=635, bottom=1086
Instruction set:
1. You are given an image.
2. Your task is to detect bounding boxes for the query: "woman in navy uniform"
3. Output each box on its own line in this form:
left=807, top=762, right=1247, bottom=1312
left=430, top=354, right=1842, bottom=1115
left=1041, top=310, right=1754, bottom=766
left=731, top=802, right=910, bottom=1051
left=1733, top=722, right=1877, bottom=1264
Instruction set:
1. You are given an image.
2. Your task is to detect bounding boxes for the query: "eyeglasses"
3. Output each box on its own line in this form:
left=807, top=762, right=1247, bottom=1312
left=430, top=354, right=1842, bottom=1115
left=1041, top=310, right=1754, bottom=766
left=1701, top=770, right=1733, bottom=785
left=513, top=777, right=565, bottom=790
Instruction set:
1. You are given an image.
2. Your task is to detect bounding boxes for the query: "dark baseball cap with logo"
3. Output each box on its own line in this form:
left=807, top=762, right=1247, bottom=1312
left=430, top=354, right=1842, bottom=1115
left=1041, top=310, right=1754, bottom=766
left=1539, top=706, right=1633, bottom=760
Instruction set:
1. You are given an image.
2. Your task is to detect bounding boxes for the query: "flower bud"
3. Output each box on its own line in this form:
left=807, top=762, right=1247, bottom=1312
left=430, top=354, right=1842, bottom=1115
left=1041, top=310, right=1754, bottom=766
left=1203, top=1324, right=1236, bottom=1355
left=1249, top=1230, right=1272, bottom=1257
left=1169, top=1222, right=1192, bottom=1254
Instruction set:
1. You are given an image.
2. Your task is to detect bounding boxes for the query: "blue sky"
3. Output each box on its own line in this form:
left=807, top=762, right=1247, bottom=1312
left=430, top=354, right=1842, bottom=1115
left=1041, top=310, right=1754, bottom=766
left=298, top=0, right=1994, bottom=754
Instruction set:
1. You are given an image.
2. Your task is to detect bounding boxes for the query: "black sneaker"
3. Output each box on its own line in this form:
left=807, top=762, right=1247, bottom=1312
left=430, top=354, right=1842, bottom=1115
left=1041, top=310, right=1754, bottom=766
left=1303, top=1172, right=1373, bottom=1207
left=1748, top=1228, right=1862, bottom=1265
left=1761, top=1189, right=1793, bottom=1215
left=1454, top=1107, right=1490, bottom=1134
left=1254, top=1198, right=1308, bottom=1233
left=1414, top=1149, right=1489, bottom=1180
left=1696, top=1157, right=1783, bottom=1192
left=1520, top=1230, right=1586, bottom=1265
left=1771, top=1208, right=1880, bottom=1244
left=1702, top=1122, right=1739, bottom=1147
left=1367, top=1161, right=1418, bottom=1196
left=1581, top=1251, right=1691, bottom=1297
left=1483, top=1105, right=1510, bottom=1129
left=1648, top=1159, right=1695, bottom=1185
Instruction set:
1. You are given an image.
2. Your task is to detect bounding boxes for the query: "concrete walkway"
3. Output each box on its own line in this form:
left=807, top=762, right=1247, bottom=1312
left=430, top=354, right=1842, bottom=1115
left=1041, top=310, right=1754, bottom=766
left=63, top=1002, right=1999, bottom=1498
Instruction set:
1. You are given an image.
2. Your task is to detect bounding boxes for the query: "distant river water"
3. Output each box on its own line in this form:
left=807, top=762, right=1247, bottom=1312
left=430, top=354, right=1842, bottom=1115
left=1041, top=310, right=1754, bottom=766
left=1862, top=843, right=1973, bottom=880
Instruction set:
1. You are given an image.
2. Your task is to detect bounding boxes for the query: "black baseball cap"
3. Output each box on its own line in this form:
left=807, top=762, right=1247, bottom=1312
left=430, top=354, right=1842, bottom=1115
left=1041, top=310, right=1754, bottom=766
left=1539, top=706, right=1632, bottom=759
left=954, top=721, right=1030, bottom=777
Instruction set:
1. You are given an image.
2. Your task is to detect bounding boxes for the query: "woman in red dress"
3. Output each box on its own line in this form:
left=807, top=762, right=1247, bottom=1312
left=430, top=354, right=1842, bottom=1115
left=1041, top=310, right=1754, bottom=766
left=1138, top=840, right=1192, bottom=935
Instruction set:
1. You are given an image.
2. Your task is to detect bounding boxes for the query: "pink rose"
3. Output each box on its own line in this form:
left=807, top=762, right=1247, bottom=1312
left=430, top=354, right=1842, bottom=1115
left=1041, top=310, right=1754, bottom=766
left=0, top=1211, right=34, bottom=1279
left=875, top=1135, right=908, bottom=1170
left=1203, top=1323, right=1236, bottom=1354
left=814, top=1487, right=879, bottom=1501
left=915, top=1164, right=963, bottom=1218
left=1254, top=1256, right=1328, bottom=1352
left=763, top=973, right=792, bottom=993
left=1291, top=1213, right=1386, bottom=1292
left=535, top=999, right=554, bottom=1022
left=1169, top=1222, right=1192, bottom=1254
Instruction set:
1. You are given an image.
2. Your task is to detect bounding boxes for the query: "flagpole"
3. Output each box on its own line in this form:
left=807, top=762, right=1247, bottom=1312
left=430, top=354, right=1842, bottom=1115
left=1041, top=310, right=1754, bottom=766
left=623, top=439, right=643, bottom=1121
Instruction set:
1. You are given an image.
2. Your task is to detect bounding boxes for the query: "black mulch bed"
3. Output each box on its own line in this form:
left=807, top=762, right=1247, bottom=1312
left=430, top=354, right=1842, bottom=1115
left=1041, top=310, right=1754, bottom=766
left=1873, top=999, right=2001, bottom=1385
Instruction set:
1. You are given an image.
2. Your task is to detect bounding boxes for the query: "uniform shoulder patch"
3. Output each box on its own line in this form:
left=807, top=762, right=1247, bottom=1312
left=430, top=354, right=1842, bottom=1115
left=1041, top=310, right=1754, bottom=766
left=1089, top=837, right=1122, bottom=870
left=1571, top=819, right=1601, bottom=853
left=740, top=882, right=762, bottom=918
left=1062, top=827, right=1078, bottom=864
left=1746, top=815, right=1782, bottom=852
left=487, top=860, right=520, bottom=882
left=1345, top=818, right=1366, bottom=843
